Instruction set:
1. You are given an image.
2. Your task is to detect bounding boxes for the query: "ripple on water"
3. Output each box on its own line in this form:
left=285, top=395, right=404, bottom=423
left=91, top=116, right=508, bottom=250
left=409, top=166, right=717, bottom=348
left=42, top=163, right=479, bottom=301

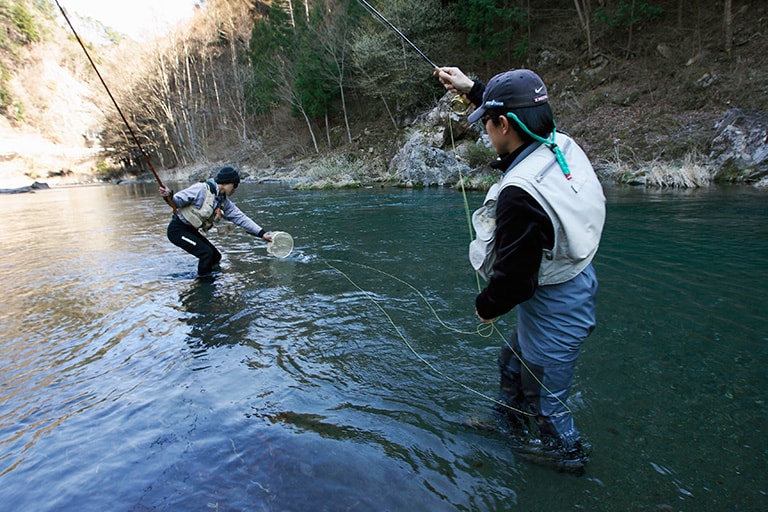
left=1, top=185, right=767, bottom=511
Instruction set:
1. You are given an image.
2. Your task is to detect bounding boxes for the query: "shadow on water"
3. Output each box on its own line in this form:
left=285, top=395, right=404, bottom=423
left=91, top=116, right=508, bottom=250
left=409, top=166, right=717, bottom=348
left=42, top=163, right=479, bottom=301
left=0, top=183, right=766, bottom=511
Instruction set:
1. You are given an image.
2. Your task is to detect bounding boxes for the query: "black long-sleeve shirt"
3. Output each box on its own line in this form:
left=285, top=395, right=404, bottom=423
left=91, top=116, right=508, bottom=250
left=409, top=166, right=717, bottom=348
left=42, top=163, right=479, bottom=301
left=468, top=85, right=555, bottom=320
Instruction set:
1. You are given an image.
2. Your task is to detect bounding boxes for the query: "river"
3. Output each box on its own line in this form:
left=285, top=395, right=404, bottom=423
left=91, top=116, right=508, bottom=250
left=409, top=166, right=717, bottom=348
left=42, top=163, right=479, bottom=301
left=0, top=182, right=766, bottom=511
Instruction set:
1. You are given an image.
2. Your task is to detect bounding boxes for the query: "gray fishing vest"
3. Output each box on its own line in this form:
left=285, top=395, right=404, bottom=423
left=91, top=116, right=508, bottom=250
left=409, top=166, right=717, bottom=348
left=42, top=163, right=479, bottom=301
left=469, top=133, right=605, bottom=285
left=180, top=180, right=218, bottom=231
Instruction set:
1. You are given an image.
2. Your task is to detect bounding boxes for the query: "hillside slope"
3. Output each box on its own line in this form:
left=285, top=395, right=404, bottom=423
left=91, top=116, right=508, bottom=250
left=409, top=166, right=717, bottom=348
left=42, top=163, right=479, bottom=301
left=1, top=2, right=766, bottom=189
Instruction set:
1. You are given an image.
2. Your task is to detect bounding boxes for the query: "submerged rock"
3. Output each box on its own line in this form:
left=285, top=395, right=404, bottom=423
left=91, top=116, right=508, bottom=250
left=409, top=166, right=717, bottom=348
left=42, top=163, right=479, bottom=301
left=0, top=181, right=50, bottom=194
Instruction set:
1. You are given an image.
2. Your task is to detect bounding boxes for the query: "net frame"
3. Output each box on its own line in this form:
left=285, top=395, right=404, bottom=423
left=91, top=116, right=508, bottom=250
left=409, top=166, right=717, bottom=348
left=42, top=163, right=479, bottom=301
left=267, top=231, right=294, bottom=258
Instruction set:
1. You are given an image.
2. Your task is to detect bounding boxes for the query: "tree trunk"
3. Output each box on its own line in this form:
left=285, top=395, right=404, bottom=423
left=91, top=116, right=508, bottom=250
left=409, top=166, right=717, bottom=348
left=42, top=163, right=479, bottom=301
left=526, top=0, right=531, bottom=66
left=723, top=0, right=733, bottom=55
left=381, top=94, right=397, bottom=129
left=285, top=0, right=296, bottom=28
left=626, top=0, right=636, bottom=59
left=335, top=50, right=352, bottom=144
left=300, top=107, right=319, bottom=153
left=340, top=78, right=352, bottom=143
left=573, top=0, right=593, bottom=58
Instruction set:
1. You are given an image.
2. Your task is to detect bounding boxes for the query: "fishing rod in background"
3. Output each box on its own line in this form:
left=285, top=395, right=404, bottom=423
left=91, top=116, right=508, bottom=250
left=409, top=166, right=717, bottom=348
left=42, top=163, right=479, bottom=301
left=355, top=0, right=470, bottom=114
left=54, top=0, right=178, bottom=214
left=356, top=0, right=438, bottom=70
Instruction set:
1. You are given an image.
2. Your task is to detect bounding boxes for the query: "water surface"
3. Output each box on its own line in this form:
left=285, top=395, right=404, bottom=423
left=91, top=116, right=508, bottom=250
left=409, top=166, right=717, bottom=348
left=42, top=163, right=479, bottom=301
left=0, top=182, right=765, bottom=511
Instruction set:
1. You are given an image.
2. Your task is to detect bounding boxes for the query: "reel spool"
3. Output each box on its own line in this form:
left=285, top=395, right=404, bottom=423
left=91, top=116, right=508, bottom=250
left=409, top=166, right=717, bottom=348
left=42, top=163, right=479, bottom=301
left=450, top=94, right=471, bottom=115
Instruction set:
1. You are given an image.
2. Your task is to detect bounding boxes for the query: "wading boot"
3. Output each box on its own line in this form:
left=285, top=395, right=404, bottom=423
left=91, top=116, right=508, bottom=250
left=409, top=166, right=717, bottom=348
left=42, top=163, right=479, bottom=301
left=515, top=433, right=591, bottom=475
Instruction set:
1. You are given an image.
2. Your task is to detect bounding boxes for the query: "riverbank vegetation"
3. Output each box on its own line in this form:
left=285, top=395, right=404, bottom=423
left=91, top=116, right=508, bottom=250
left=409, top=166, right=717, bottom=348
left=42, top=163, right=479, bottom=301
left=1, top=0, right=766, bottom=189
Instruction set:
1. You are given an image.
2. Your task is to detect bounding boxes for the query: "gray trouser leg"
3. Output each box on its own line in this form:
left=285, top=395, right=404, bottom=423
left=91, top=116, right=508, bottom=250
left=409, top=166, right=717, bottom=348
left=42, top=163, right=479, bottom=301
left=521, top=358, right=580, bottom=448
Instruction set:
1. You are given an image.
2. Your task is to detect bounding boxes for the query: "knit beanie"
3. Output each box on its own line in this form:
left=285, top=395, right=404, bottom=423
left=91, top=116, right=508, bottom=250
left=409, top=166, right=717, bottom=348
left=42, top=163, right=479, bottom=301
left=215, top=166, right=240, bottom=185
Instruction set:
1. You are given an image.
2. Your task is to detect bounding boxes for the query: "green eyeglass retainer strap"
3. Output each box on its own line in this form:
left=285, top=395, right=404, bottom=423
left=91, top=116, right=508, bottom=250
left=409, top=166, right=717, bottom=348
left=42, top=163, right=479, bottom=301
left=506, top=112, right=572, bottom=181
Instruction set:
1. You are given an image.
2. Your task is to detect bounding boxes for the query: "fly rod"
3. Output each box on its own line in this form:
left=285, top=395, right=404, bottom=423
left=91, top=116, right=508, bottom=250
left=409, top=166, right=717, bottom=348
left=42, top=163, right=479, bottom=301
left=356, top=0, right=471, bottom=113
left=54, top=0, right=178, bottom=214
left=356, top=0, right=439, bottom=70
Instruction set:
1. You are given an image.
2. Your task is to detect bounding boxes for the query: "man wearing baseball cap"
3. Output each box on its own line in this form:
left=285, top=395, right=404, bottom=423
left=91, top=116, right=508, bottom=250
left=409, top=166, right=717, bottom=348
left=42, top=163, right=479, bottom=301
left=437, top=67, right=606, bottom=472
left=160, top=165, right=273, bottom=281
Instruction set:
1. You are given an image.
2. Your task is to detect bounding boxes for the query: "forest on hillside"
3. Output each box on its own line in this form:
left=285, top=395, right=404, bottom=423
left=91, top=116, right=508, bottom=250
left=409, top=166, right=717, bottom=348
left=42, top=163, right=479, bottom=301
left=0, top=0, right=765, bottom=182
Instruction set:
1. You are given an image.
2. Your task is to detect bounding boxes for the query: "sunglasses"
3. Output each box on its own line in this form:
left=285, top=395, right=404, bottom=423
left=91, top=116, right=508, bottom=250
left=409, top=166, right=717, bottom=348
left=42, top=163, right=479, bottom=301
left=481, top=113, right=500, bottom=125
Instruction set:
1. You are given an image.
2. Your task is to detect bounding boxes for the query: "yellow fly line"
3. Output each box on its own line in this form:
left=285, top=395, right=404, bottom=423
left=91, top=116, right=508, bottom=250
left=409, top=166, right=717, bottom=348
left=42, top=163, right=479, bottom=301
left=324, top=116, right=574, bottom=419
left=320, top=110, right=575, bottom=419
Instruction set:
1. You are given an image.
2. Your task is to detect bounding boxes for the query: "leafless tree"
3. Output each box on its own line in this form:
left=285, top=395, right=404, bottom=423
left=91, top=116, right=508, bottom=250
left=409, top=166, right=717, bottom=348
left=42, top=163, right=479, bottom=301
left=308, top=0, right=356, bottom=144
left=574, top=0, right=594, bottom=58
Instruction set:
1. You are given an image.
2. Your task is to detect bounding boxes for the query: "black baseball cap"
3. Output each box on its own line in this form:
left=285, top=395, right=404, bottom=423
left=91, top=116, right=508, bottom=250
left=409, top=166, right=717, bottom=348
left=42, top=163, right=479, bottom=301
left=467, top=69, right=549, bottom=123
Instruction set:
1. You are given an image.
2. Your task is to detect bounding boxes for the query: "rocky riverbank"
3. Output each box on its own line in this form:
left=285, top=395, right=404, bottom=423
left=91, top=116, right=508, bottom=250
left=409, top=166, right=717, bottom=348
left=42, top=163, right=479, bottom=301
left=184, top=101, right=768, bottom=191
left=3, top=96, right=766, bottom=194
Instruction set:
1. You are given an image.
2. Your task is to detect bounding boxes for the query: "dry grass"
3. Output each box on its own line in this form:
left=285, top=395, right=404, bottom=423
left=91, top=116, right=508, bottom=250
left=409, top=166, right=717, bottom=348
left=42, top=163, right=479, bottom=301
left=641, top=152, right=713, bottom=188
left=604, top=150, right=713, bottom=188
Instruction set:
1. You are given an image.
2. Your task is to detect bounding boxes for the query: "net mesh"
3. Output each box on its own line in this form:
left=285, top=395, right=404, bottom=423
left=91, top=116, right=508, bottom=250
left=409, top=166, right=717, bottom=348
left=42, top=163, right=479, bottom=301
left=267, top=231, right=294, bottom=258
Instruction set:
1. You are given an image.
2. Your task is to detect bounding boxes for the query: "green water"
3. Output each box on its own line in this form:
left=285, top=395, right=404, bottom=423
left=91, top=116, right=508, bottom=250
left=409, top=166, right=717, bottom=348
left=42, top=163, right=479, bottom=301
left=0, top=183, right=765, bottom=511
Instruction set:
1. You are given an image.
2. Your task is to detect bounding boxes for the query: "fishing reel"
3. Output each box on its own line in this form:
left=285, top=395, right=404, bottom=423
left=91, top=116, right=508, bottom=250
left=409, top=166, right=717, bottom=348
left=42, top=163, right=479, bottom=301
left=449, top=94, right=471, bottom=115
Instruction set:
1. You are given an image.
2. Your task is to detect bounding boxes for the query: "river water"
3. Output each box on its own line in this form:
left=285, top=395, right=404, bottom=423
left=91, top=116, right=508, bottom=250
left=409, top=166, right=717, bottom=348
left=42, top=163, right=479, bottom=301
left=0, top=182, right=765, bottom=511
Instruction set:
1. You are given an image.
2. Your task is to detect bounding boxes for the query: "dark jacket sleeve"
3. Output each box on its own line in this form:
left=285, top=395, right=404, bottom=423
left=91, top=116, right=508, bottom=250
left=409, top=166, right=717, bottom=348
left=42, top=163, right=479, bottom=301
left=475, top=186, right=554, bottom=320
left=467, top=80, right=485, bottom=107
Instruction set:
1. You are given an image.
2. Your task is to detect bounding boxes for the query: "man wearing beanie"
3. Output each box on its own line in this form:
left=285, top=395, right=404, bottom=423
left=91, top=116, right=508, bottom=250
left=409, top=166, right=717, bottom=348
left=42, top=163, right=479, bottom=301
left=437, top=67, right=605, bottom=473
left=160, top=166, right=273, bottom=281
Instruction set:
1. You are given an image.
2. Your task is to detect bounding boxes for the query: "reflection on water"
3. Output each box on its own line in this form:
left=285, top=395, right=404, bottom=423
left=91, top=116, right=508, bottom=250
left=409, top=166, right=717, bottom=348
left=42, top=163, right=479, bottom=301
left=0, top=183, right=766, bottom=511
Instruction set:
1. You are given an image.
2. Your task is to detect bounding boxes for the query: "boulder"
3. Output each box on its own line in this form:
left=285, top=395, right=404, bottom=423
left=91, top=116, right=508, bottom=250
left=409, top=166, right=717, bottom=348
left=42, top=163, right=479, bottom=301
left=709, top=109, right=768, bottom=182
left=387, top=93, right=477, bottom=187
left=388, top=130, right=470, bottom=187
